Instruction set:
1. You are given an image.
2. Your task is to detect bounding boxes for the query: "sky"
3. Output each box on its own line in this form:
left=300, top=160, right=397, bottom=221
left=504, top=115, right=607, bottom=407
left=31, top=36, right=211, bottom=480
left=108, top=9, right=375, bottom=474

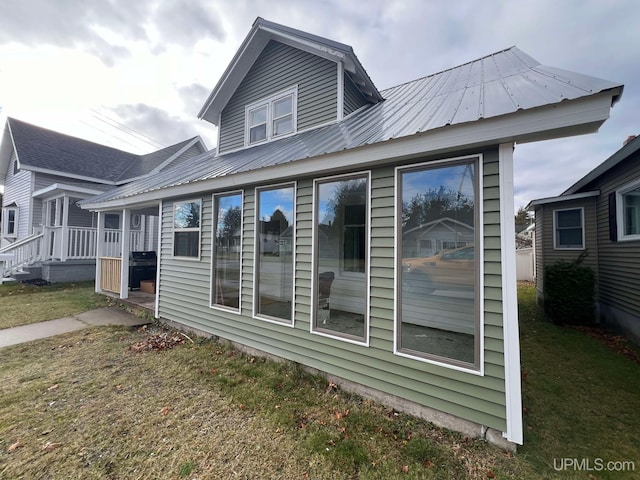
left=0, top=0, right=637, bottom=209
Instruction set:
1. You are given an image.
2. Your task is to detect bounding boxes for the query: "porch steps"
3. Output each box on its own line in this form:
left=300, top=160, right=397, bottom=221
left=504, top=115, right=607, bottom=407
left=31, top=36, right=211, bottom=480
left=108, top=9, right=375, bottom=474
left=8, top=265, right=43, bottom=282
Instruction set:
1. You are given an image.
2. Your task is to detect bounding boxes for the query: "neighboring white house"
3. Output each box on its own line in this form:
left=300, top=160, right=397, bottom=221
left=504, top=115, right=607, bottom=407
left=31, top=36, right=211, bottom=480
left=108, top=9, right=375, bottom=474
left=79, top=17, right=623, bottom=449
left=0, top=118, right=207, bottom=283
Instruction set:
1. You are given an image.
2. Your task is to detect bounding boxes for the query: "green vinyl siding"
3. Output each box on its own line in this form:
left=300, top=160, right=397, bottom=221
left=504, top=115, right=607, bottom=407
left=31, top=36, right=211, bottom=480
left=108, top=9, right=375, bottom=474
left=219, top=41, right=338, bottom=153
left=157, top=146, right=509, bottom=432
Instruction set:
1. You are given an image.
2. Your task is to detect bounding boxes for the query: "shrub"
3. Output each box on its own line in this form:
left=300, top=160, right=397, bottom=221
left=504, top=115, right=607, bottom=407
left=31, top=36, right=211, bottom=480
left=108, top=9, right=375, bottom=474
left=543, top=252, right=595, bottom=325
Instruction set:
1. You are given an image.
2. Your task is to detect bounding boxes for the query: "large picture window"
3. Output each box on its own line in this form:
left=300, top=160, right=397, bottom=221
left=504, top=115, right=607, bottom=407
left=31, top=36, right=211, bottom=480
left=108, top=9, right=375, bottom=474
left=255, top=185, right=295, bottom=322
left=618, top=180, right=640, bottom=240
left=245, top=87, right=297, bottom=146
left=554, top=208, right=584, bottom=249
left=212, top=192, right=243, bottom=311
left=173, top=200, right=201, bottom=257
left=313, top=174, right=368, bottom=342
left=397, top=158, right=480, bottom=369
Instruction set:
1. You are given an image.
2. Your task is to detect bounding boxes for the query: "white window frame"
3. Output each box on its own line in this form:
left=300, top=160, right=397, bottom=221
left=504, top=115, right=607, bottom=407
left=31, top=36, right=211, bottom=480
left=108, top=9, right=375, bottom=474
left=2, top=206, right=19, bottom=238
left=311, top=171, right=371, bottom=346
left=253, top=182, right=296, bottom=326
left=553, top=207, right=585, bottom=250
left=617, top=177, right=640, bottom=241
left=244, top=86, right=298, bottom=146
left=172, top=199, right=202, bottom=259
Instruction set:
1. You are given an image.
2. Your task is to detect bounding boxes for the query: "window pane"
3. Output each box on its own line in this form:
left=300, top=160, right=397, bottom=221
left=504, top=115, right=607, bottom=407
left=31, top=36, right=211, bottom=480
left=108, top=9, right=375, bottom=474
left=249, top=106, right=267, bottom=126
left=174, top=202, right=200, bottom=229
left=273, top=96, right=292, bottom=118
left=556, top=209, right=581, bottom=228
left=314, top=176, right=367, bottom=339
left=557, top=228, right=582, bottom=247
left=104, top=213, right=120, bottom=229
left=256, top=186, right=294, bottom=321
left=213, top=193, right=242, bottom=309
left=555, top=209, right=583, bottom=247
left=273, top=116, right=293, bottom=136
left=623, top=189, right=640, bottom=236
left=250, top=124, right=267, bottom=143
left=399, top=161, right=478, bottom=366
left=173, top=231, right=199, bottom=257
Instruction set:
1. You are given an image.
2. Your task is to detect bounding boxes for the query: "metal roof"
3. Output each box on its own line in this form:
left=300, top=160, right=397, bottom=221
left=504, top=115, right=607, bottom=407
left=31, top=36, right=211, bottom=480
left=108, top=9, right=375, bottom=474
left=83, top=46, right=623, bottom=206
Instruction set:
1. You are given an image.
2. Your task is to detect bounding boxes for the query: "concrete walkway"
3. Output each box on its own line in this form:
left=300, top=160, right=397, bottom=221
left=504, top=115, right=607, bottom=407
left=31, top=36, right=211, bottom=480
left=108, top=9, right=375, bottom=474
left=0, top=307, right=150, bottom=349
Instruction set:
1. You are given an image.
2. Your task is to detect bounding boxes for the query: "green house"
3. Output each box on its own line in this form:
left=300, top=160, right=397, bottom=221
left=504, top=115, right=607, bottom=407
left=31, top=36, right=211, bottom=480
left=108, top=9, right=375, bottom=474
left=80, top=18, right=623, bottom=450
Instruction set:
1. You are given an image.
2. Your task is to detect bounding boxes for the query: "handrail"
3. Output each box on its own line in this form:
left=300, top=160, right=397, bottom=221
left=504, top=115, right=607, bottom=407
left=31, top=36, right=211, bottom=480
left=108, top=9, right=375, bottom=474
left=0, top=232, right=44, bottom=277
left=0, top=232, right=44, bottom=254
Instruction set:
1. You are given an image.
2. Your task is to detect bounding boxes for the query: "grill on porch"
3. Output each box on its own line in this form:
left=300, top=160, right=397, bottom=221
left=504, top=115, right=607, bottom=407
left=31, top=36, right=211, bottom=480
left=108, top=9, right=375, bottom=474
left=128, top=251, right=157, bottom=289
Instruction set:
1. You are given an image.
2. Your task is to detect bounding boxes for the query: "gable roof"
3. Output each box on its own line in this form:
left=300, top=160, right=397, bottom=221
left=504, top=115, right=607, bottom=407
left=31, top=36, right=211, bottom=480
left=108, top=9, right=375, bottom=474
left=1, top=117, right=206, bottom=185
left=198, top=17, right=383, bottom=124
left=82, top=44, right=623, bottom=209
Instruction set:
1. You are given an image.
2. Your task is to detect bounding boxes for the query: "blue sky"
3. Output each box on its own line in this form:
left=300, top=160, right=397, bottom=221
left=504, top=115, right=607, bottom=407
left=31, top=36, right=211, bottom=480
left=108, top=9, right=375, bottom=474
left=1, top=0, right=637, bottom=209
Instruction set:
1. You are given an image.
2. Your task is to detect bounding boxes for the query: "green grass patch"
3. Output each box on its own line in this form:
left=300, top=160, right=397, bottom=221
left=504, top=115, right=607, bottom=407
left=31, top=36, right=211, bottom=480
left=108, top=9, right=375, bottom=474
left=0, top=281, right=109, bottom=329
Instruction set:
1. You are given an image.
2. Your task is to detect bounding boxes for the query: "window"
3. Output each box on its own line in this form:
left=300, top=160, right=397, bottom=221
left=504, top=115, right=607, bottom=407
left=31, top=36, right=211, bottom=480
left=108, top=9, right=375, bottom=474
left=397, top=158, right=480, bottom=369
left=245, top=87, right=297, bottom=146
left=255, top=185, right=295, bottom=322
left=2, top=206, right=18, bottom=237
left=104, top=213, right=120, bottom=230
left=554, top=208, right=584, bottom=249
left=173, top=200, right=201, bottom=258
left=617, top=180, right=640, bottom=240
left=313, top=174, right=368, bottom=342
left=212, top=192, right=243, bottom=310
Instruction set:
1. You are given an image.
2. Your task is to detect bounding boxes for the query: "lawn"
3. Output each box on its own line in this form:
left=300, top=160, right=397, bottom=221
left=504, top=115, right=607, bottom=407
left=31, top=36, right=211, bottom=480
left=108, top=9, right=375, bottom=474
left=0, top=281, right=109, bottom=329
left=0, top=282, right=638, bottom=479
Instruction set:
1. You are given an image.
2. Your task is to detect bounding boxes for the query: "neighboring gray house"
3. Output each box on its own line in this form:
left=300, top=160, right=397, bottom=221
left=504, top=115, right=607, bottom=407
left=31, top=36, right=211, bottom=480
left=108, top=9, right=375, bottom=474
left=80, top=17, right=623, bottom=449
left=0, top=118, right=206, bottom=282
left=529, top=134, right=640, bottom=344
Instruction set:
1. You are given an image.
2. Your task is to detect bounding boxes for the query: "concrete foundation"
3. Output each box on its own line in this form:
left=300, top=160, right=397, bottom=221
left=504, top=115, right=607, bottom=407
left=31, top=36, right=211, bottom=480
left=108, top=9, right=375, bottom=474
left=42, top=259, right=96, bottom=283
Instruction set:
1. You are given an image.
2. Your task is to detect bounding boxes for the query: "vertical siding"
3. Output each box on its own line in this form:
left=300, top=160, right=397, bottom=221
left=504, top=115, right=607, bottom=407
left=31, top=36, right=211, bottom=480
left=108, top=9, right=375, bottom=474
left=593, top=154, right=640, bottom=315
left=539, top=198, right=598, bottom=272
left=2, top=152, right=33, bottom=241
left=343, top=72, right=369, bottom=116
left=157, top=147, right=509, bottom=432
left=219, top=41, right=338, bottom=153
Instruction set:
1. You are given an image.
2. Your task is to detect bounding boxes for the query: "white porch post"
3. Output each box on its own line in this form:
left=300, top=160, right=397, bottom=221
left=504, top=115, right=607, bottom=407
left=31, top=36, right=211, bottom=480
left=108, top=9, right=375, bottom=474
left=95, top=211, right=103, bottom=293
left=60, top=196, right=70, bottom=261
left=119, top=208, right=131, bottom=299
left=44, top=200, right=52, bottom=259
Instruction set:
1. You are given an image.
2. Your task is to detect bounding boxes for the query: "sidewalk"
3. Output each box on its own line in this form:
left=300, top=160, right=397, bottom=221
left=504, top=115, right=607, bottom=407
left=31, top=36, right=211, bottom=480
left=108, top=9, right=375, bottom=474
left=0, top=307, right=150, bottom=349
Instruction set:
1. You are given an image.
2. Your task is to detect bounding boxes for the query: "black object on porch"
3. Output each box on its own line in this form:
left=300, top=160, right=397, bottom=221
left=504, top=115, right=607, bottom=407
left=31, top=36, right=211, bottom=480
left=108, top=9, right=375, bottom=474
left=129, top=251, right=157, bottom=289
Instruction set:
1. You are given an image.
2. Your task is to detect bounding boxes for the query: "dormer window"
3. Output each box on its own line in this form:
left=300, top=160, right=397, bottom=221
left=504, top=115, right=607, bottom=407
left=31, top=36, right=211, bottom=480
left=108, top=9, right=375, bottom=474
left=245, top=86, right=297, bottom=146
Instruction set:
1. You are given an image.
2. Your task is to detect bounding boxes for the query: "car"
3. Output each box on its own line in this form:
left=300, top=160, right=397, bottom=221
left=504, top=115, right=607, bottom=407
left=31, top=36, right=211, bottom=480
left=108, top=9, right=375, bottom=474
left=402, top=246, right=475, bottom=293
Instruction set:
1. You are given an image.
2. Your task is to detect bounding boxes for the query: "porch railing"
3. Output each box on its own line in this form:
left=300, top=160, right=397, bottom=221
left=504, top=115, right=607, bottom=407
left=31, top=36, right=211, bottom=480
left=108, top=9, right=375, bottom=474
left=0, top=232, right=44, bottom=277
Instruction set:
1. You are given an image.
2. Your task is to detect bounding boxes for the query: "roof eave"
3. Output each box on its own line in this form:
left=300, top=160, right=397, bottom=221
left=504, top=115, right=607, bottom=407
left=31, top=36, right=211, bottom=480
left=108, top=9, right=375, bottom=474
left=82, top=90, right=617, bottom=211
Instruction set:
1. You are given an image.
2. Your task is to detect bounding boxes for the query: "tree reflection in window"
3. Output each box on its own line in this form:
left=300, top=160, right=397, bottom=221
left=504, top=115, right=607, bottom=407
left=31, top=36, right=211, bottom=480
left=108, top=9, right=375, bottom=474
left=212, top=193, right=242, bottom=310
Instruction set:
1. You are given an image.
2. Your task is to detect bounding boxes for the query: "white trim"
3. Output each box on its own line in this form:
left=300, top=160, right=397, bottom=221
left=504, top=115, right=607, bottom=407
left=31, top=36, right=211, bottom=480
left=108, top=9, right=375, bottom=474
left=1, top=206, right=18, bottom=238
left=210, top=190, right=244, bottom=314
left=553, top=207, right=585, bottom=250
left=172, top=198, right=202, bottom=259
left=150, top=137, right=206, bottom=175
left=81, top=92, right=617, bottom=211
left=244, top=86, right=298, bottom=147
left=310, top=170, right=371, bottom=347
left=19, top=165, right=118, bottom=186
left=393, top=154, right=484, bottom=374
left=528, top=190, right=599, bottom=207
left=616, top=176, right=640, bottom=241
left=31, top=183, right=105, bottom=199
left=252, top=182, right=297, bottom=327
left=155, top=200, right=162, bottom=319
left=120, top=208, right=131, bottom=299
left=499, top=142, right=523, bottom=445
left=337, top=61, right=344, bottom=121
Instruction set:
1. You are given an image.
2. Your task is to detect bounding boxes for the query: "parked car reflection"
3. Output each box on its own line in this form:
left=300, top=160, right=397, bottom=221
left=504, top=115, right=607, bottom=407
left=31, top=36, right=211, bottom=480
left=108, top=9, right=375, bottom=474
left=402, top=246, right=474, bottom=294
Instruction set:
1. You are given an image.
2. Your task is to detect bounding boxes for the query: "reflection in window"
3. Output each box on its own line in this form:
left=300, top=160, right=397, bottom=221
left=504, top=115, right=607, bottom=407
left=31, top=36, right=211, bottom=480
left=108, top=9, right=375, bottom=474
left=255, top=185, right=295, bottom=322
left=212, top=193, right=242, bottom=310
left=622, top=187, right=640, bottom=236
left=314, top=175, right=368, bottom=341
left=173, top=200, right=200, bottom=257
left=398, top=160, right=479, bottom=368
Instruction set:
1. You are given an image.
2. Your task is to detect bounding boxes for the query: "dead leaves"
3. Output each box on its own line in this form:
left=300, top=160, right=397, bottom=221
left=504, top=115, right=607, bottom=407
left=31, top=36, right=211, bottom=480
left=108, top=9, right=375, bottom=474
left=42, top=442, right=62, bottom=452
left=130, top=332, right=185, bottom=353
left=7, top=441, right=22, bottom=452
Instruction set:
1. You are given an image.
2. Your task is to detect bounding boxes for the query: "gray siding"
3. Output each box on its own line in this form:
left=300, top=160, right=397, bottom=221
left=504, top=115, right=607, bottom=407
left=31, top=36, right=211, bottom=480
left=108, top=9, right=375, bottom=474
left=219, top=41, right=338, bottom=153
left=593, top=153, right=640, bottom=317
left=33, top=172, right=112, bottom=192
left=2, top=151, right=34, bottom=242
left=343, top=72, right=368, bottom=116
left=157, top=146, right=510, bottom=432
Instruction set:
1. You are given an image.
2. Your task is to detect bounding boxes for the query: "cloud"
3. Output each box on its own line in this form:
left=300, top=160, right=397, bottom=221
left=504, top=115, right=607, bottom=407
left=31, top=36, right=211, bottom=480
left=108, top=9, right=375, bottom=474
left=154, top=1, right=226, bottom=46
left=177, top=83, right=211, bottom=116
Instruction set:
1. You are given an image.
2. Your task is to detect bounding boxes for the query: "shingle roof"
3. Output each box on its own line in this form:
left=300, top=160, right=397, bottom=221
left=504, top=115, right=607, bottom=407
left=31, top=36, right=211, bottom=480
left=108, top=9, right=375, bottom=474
left=7, top=118, right=202, bottom=184
left=83, top=46, right=623, bottom=206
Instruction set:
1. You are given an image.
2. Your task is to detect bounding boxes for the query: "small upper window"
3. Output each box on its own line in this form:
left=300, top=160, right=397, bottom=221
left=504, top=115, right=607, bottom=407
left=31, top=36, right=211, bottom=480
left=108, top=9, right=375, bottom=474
left=554, top=208, right=584, bottom=249
left=245, top=87, right=297, bottom=146
left=617, top=180, right=640, bottom=241
left=2, top=206, right=18, bottom=237
left=173, top=200, right=201, bottom=258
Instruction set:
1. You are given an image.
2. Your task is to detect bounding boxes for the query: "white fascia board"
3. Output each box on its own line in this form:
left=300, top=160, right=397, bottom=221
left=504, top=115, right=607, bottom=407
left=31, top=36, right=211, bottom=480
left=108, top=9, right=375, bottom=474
left=21, top=166, right=117, bottom=186
left=498, top=143, right=523, bottom=445
left=150, top=137, right=206, bottom=175
left=32, top=183, right=105, bottom=199
left=0, top=122, right=17, bottom=180
left=82, top=92, right=616, bottom=210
